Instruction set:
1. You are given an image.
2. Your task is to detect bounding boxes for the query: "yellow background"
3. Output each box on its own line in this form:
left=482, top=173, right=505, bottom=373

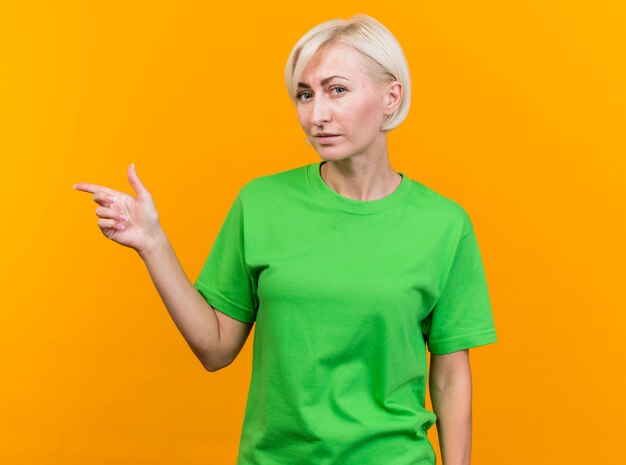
left=1, top=1, right=624, bottom=463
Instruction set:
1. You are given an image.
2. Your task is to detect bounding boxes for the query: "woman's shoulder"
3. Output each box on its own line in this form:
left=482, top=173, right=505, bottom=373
left=407, top=176, right=474, bottom=236
left=236, top=163, right=311, bottom=202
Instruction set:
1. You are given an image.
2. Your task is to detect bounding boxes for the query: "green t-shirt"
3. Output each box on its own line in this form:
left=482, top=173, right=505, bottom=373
left=193, top=161, right=497, bottom=465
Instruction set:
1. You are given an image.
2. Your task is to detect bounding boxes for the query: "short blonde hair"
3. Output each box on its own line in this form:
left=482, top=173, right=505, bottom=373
left=284, top=14, right=411, bottom=131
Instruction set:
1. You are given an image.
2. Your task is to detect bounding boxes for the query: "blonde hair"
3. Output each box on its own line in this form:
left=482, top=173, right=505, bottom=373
left=284, top=14, right=411, bottom=131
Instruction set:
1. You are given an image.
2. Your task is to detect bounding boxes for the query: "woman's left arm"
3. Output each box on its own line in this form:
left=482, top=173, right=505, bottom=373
left=429, top=349, right=472, bottom=465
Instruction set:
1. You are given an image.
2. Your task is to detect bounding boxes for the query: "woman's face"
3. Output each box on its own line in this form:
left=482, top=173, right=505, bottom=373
left=295, top=42, right=399, bottom=162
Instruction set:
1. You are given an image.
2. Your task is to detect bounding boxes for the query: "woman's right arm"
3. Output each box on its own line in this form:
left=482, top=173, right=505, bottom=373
left=73, top=163, right=253, bottom=372
left=137, top=230, right=253, bottom=372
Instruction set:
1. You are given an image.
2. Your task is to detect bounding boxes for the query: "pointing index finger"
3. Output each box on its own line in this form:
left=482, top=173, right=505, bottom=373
left=73, top=183, right=117, bottom=196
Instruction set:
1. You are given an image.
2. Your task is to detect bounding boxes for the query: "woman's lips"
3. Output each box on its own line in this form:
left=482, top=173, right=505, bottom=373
left=315, top=135, right=341, bottom=143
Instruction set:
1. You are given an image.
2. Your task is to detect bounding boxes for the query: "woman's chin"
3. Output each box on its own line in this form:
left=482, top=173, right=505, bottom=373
left=315, top=146, right=349, bottom=160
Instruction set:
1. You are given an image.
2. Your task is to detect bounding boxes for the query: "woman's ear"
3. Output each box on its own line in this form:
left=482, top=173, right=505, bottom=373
left=383, top=81, right=403, bottom=116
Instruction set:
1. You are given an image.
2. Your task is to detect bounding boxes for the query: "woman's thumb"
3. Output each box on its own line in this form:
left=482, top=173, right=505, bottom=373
left=127, top=162, right=148, bottom=198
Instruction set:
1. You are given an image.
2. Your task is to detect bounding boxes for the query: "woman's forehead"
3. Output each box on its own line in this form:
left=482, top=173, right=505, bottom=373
left=299, top=43, right=368, bottom=84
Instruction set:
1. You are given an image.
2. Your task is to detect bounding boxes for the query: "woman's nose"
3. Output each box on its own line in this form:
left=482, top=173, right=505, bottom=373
left=310, top=97, right=331, bottom=125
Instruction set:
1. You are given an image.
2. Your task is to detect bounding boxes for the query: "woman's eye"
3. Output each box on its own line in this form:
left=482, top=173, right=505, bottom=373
left=297, top=91, right=313, bottom=101
left=331, top=86, right=347, bottom=95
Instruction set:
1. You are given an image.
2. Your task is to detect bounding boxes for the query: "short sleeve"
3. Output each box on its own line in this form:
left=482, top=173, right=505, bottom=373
left=193, top=194, right=258, bottom=324
left=421, top=226, right=498, bottom=354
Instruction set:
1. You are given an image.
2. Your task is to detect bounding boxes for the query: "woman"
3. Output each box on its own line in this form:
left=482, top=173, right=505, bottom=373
left=74, top=14, right=497, bottom=465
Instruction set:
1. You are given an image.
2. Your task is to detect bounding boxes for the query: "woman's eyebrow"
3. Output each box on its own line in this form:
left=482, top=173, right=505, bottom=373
left=297, top=75, right=350, bottom=88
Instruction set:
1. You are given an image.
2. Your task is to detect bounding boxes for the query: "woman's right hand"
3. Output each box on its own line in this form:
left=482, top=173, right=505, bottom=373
left=73, top=163, right=163, bottom=256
